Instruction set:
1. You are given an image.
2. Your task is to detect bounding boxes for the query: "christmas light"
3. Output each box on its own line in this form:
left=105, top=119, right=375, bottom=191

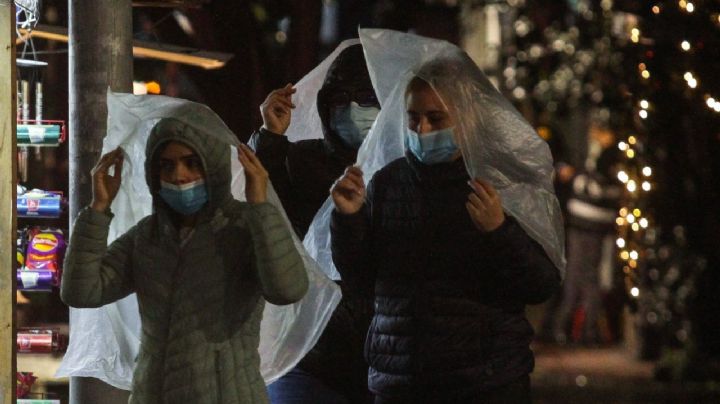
left=639, top=110, right=648, bottom=119
left=616, top=217, right=626, bottom=226
left=630, top=250, right=639, bottom=260
left=681, top=40, right=691, bottom=51
left=642, top=181, right=652, bottom=191
left=619, top=207, right=629, bottom=217
left=627, top=180, right=637, bottom=192
left=618, top=141, right=628, bottom=151
left=643, top=166, right=653, bottom=176
left=652, top=5, right=661, bottom=14
left=627, top=149, right=636, bottom=158
left=621, top=251, right=630, bottom=260
left=627, top=213, right=636, bottom=223
left=617, top=238, right=626, bottom=248
left=618, top=171, right=629, bottom=183
left=640, top=218, right=649, bottom=228
left=628, top=136, right=637, bottom=145
left=633, top=208, right=642, bottom=217
left=632, top=223, right=640, bottom=231
left=631, top=287, right=640, bottom=297
left=640, top=100, right=649, bottom=109
left=707, top=97, right=716, bottom=108
left=642, top=70, right=651, bottom=79
left=686, top=2, right=694, bottom=13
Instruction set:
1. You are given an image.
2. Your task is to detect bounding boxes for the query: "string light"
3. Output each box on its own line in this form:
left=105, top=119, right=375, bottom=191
left=642, top=166, right=652, bottom=176
left=628, top=136, right=637, bottom=145
left=652, top=5, right=661, bottom=14
left=639, top=110, right=648, bottom=119
left=642, top=181, right=652, bottom=191
left=631, top=287, right=640, bottom=297
left=640, top=100, right=649, bottom=109
left=633, top=208, right=642, bottom=217
left=630, top=250, right=639, bottom=260
left=627, top=213, right=636, bottom=223
left=681, top=40, right=691, bottom=51
left=640, top=218, right=649, bottom=228
left=618, top=171, right=629, bottom=183
left=686, top=2, right=694, bottom=13
left=618, top=141, right=629, bottom=151
left=642, top=70, right=651, bottom=79
left=632, top=223, right=640, bottom=231
left=621, top=251, right=630, bottom=260
left=627, top=149, right=636, bottom=158
left=627, top=180, right=637, bottom=192
left=617, top=238, right=626, bottom=248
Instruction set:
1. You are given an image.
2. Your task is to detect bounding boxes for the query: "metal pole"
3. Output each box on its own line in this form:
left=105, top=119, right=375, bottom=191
left=68, top=0, right=132, bottom=402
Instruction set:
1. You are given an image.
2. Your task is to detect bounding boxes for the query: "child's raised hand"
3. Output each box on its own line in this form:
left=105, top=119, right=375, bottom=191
left=466, top=178, right=505, bottom=232
left=331, top=166, right=366, bottom=215
left=238, top=144, right=269, bottom=204
left=90, top=148, right=124, bottom=212
left=260, top=83, right=296, bottom=135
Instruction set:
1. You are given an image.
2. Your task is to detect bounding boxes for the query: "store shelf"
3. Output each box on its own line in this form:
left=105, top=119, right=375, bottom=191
left=17, top=354, right=67, bottom=384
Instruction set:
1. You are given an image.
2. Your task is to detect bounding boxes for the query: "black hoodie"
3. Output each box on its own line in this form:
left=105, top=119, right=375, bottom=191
left=249, top=44, right=375, bottom=402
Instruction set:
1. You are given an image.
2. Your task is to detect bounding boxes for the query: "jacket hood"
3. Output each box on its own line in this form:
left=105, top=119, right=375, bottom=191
left=145, top=117, right=232, bottom=214
left=316, top=44, right=375, bottom=157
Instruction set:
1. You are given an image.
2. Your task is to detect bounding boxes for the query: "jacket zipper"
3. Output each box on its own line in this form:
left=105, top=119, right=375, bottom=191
left=215, top=350, right=222, bottom=404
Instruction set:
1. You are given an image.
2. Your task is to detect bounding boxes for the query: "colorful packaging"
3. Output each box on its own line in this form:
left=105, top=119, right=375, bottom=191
left=17, top=269, right=55, bottom=291
left=17, top=188, right=64, bottom=218
left=16, top=372, right=37, bottom=399
left=17, top=328, right=68, bottom=354
left=25, top=229, right=65, bottom=272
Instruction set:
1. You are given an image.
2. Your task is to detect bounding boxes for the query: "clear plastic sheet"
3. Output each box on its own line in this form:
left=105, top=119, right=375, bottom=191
left=304, top=29, right=566, bottom=281
left=56, top=91, right=341, bottom=388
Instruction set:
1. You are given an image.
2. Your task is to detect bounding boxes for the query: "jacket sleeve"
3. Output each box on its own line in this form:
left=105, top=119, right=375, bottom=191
left=60, top=207, right=135, bottom=308
left=243, top=202, right=308, bottom=305
left=330, top=181, right=376, bottom=296
left=248, top=128, right=294, bottom=212
left=479, top=215, right=561, bottom=305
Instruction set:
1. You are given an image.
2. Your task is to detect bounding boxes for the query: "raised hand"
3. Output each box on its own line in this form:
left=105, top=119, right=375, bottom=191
left=238, top=143, right=269, bottom=204
left=466, top=178, right=505, bottom=232
left=90, top=148, right=124, bottom=212
left=331, top=166, right=366, bottom=215
left=260, top=83, right=296, bottom=135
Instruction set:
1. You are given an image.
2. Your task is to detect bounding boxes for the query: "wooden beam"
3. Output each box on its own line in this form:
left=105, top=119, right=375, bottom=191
left=0, top=1, right=17, bottom=403
left=17, top=24, right=232, bottom=70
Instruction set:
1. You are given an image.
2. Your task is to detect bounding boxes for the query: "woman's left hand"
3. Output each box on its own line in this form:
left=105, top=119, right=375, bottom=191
left=238, top=144, right=269, bottom=204
left=466, top=178, right=505, bottom=232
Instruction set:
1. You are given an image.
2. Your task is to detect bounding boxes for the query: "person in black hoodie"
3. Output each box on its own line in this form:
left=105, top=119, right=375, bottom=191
left=330, top=70, right=561, bottom=403
left=249, top=44, right=378, bottom=403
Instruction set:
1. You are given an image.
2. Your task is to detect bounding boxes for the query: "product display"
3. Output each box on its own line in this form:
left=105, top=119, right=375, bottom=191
left=17, top=187, right=64, bottom=218
left=16, top=372, right=37, bottom=399
left=17, top=123, right=63, bottom=146
left=17, top=328, right=67, bottom=354
left=16, top=227, right=66, bottom=291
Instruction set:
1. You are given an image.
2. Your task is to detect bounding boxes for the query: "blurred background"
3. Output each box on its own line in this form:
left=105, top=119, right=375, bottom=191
left=14, top=0, right=720, bottom=402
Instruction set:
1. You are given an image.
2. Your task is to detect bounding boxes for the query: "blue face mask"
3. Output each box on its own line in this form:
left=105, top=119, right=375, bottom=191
left=330, top=102, right=380, bottom=148
left=159, top=179, right=208, bottom=215
left=406, top=127, right=460, bottom=164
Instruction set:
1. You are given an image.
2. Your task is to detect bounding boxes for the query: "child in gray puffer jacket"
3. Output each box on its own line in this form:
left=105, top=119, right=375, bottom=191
left=61, top=116, right=308, bottom=404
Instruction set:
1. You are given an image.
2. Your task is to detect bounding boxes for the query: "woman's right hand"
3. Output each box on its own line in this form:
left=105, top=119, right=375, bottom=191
left=90, top=148, right=124, bottom=212
left=260, top=83, right=296, bottom=135
left=331, top=166, right=366, bottom=215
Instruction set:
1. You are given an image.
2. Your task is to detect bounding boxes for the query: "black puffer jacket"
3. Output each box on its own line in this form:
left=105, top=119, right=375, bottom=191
left=331, top=154, right=560, bottom=402
left=248, top=44, right=374, bottom=402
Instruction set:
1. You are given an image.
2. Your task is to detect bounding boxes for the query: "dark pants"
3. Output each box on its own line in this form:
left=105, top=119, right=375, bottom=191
left=267, top=367, right=351, bottom=404
left=554, top=227, right=606, bottom=343
left=373, top=375, right=531, bottom=404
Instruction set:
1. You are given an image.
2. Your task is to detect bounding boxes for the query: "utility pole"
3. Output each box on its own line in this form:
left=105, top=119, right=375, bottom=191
left=68, top=1, right=133, bottom=402
left=0, top=1, right=17, bottom=402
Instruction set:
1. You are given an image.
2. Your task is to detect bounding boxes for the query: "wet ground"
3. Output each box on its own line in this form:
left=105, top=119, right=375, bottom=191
left=531, top=344, right=720, bottom=403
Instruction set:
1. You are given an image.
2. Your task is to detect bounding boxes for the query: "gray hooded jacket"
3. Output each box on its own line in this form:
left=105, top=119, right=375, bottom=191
left=61, top=118, right=308, bottom=403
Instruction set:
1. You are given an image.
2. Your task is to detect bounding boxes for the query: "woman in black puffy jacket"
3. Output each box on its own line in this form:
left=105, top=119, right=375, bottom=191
left=330, top=34, right=562, bottom=403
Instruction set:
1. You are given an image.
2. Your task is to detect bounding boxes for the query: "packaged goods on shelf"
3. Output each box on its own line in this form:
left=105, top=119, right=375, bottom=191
left=17, top=186, right=64, bottom=218
left=17, top=328, right=68, bottom=354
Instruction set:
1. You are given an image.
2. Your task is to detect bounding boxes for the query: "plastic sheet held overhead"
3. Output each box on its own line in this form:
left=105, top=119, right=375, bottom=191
left=56, top=91, right=341, bottom=389
left=304, top=29, right=566, bottom=280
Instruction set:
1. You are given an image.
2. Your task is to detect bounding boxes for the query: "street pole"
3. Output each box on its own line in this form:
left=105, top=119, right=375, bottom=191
left=68, top=1, right=133, bottom=402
